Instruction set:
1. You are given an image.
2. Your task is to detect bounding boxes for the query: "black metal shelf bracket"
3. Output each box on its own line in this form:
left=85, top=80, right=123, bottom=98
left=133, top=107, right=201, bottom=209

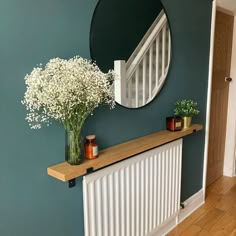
left=86, top=167, right=94, bottom=174
left=68, top=179, right=76, bottom=188
left=67, top=167, right=94, bottom=188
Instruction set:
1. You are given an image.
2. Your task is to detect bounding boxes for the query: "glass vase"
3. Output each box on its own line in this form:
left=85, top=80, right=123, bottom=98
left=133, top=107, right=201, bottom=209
left=66, top=130, right=83, bottom=165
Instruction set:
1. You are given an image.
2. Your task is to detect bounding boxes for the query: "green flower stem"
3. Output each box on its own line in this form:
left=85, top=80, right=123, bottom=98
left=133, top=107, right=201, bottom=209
left=64, top=112, right=90, bottom=165
left=67, top=129, right=82, bottom=165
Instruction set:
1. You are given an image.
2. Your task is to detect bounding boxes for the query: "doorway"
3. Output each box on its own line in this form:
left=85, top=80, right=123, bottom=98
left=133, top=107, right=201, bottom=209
left=206, top=9, right=234, bottom=186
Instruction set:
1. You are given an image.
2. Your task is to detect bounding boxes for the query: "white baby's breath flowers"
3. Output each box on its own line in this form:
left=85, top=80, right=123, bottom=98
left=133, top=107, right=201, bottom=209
left=22, top=56, right=115, bottom=130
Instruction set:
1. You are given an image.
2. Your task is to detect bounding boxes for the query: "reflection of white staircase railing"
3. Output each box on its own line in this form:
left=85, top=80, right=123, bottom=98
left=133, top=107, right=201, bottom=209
left=114, top=10, right=171, bottom=108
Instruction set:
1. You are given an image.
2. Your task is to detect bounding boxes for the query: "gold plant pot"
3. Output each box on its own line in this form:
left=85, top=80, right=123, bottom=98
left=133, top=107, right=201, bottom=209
left=183, top=117, right=192, bottom=129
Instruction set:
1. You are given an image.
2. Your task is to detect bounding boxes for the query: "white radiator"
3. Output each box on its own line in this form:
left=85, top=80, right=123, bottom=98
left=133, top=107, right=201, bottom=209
left=83, top=139, right=183, bottom=236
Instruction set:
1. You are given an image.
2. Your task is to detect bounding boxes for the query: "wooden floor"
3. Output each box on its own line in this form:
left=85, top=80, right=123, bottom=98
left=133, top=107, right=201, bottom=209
left=168, top=176, right=236, bottom=236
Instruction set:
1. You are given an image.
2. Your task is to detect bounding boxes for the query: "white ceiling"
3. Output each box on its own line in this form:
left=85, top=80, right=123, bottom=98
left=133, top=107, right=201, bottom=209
left=217, top=0, right=236, bottom=13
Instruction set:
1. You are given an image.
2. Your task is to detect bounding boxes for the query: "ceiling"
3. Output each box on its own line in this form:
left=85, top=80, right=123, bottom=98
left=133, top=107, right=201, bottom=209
left=217, top=0, right=236, bottom=13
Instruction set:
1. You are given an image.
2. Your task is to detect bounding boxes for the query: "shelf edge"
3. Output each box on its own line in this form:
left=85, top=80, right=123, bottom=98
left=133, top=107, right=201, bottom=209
left=47, top=124, right=203, bottom=182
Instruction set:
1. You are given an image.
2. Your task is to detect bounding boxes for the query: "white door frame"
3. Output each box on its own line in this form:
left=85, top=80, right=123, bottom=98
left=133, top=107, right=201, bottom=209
left=202, top=0, right=216, bottom=199
left=203, top=0, right=236, bottom=199
left=223, top=7, right=236, bottom=177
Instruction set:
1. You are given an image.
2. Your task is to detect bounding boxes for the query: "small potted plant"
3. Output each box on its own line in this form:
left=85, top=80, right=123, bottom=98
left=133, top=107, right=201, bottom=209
left=174, top=99, right=200, bottom=129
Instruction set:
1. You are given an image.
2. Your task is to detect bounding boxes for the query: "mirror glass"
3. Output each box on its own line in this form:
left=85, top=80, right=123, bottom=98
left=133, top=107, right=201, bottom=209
left=90, top=0, right=171, bottom=108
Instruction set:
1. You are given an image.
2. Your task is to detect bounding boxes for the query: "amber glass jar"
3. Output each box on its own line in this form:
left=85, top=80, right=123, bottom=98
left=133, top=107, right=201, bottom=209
left=84, top=135, right=98, bottom=159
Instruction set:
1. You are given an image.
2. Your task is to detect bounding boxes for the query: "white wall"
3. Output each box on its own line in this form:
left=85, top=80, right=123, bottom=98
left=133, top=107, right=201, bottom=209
left=224, top=16, right=236, bottom=176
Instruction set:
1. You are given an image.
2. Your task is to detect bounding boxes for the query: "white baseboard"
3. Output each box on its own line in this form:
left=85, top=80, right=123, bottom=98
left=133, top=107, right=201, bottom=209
left=150, top=217, right=177, bottom=236
left=148, top=189, right=204, bottom=236
left=178, top=189, right=204, bottom=224
left=223, top=167, right=234, bottom=177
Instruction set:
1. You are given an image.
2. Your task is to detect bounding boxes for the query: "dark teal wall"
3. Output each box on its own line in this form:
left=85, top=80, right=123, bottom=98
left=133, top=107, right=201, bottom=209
left=0, top=0, right=212, bottom=235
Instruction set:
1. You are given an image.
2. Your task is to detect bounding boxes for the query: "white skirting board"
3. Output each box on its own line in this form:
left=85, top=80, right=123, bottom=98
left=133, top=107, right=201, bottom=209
left=149, top=216, right=177, bottom=236
left=149, top=189, right=204, bottom=236
left=177, top=189, right=204, bottom=224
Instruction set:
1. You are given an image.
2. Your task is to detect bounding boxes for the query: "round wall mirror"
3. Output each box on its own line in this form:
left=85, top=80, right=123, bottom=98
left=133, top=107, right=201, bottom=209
left=90, top=0, right=171, bottom=108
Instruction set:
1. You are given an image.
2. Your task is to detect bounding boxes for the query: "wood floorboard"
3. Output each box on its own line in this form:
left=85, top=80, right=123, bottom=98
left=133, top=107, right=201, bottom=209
left=168, top=176, right=236, bottom=236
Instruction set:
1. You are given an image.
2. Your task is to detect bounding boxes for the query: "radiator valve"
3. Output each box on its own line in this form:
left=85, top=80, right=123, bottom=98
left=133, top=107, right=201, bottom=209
left=180, top=201, right=187, bottom=209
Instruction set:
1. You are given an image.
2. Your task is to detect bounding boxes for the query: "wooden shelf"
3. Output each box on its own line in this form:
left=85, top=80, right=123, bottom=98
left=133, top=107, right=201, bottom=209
left=47, top=124, right=203, bottom=182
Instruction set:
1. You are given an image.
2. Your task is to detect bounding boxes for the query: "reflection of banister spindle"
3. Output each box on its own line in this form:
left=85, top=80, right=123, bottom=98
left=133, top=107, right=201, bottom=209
left=114, top=60, right=127, bottom=105
left=149, top=45, right=153, bottom=100
left=135, top=69, right=139, bottom=108
left=143, top=56, right=147, bottom=106
left=156, top=35, right=160, bottom=87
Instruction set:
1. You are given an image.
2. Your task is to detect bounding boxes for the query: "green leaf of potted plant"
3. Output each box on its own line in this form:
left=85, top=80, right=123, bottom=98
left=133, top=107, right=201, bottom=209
left=174, top=99, right=200, bottom=129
